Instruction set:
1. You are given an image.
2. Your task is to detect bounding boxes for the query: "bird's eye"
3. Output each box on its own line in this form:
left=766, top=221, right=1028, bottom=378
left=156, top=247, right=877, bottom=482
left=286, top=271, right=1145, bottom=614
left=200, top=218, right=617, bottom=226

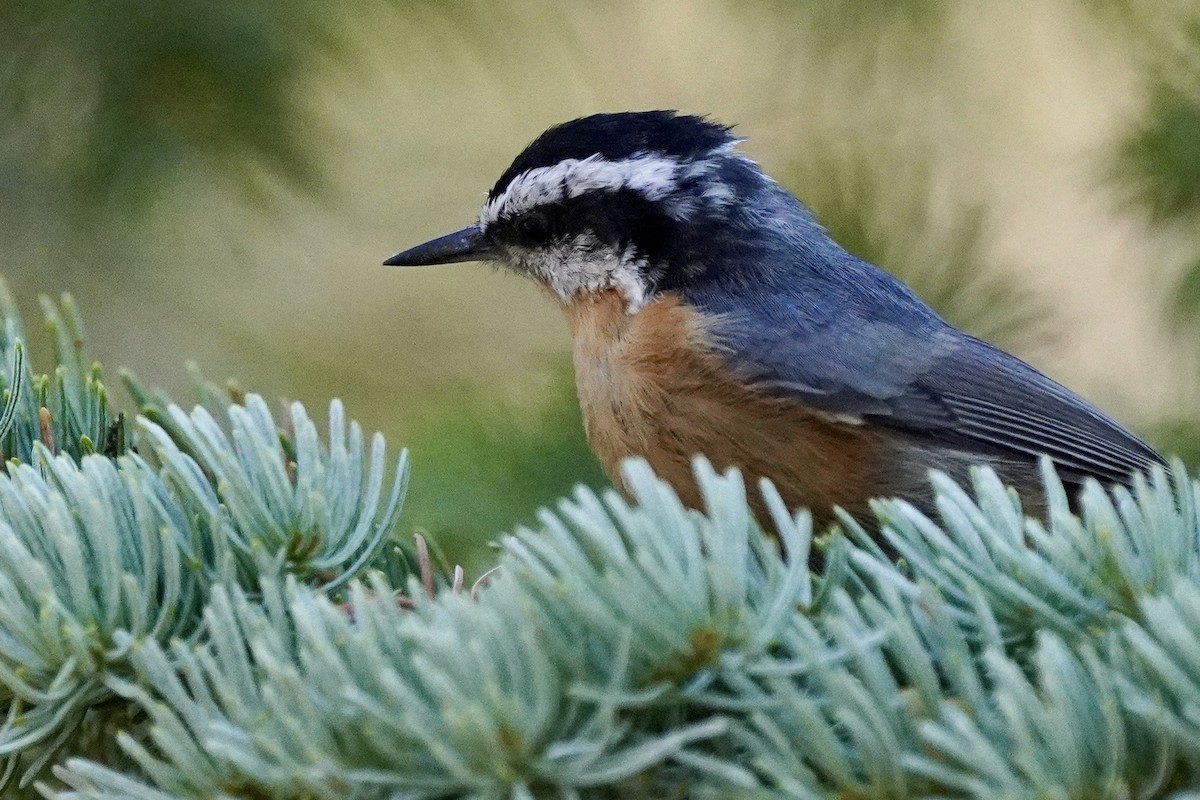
left=516, top=212, right=549, bottom=240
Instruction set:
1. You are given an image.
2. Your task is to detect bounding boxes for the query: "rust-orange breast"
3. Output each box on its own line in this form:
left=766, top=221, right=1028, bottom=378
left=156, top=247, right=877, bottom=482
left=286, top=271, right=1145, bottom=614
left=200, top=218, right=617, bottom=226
left=562, top=289, right=887, bottom=523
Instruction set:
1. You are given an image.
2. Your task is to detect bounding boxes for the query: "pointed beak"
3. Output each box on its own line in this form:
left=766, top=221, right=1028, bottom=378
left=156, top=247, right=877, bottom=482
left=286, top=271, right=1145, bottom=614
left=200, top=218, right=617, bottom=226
left=383, top=225, right=494, bottom=267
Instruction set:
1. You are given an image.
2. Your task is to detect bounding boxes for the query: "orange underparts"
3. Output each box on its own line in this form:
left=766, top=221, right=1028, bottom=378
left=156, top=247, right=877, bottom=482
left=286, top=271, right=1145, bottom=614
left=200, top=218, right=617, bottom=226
left=562, top=289, right=886, bottom=526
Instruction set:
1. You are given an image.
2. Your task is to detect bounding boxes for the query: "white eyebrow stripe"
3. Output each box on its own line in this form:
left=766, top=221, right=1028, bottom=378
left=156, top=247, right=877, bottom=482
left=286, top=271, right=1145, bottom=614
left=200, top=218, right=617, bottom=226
left=479, top=154, right=682, bottom=228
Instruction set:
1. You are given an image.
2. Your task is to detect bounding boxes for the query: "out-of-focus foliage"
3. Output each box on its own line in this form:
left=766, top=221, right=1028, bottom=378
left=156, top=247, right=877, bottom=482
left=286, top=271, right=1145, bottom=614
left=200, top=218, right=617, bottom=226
left=1146, top=417, right=1200, bottom=469
left=1095, top=0, right=1200, bottom=235
left=787, top=146, right=1047, bottom=353
left=1169, top=256, right=1200, bottom=331
left=1096, top=1, right=1200, bottom=462
left=757, top=0, right=949, bottom=51
left=1113, top=82, right=1200, bottom=224
left=402, top=365, right=607, bottom=573
left=0, top=0, right=338, bottom=224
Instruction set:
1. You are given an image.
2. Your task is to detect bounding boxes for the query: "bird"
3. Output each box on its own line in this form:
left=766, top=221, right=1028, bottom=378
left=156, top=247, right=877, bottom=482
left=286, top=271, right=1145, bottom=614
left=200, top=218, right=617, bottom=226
left=384, top=111, right=1165, bottom=527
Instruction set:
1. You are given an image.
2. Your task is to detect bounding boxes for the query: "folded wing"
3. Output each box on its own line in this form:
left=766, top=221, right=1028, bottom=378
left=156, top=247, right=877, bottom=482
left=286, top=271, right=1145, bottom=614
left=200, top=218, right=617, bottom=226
left=689, top=286, right=1163, bottom=486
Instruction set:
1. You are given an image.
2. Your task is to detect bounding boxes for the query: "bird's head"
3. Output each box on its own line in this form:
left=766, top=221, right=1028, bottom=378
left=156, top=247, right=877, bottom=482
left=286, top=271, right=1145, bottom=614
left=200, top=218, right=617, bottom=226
left=385, top=111, right=774, bottom=310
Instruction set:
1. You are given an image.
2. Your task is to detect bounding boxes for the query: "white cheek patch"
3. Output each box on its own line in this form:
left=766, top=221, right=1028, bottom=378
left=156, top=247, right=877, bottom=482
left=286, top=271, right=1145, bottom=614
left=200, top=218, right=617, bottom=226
left=481, top=155, right=683, bottom=228
left=480, top=146, right=748, bottom=311
left=512, top=234, right=649, bottom=313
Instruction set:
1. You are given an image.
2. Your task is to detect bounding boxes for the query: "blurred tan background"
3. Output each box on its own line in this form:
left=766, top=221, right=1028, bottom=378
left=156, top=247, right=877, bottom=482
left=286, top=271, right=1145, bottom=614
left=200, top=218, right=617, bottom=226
left=4, top=0, right=1200, bottom=569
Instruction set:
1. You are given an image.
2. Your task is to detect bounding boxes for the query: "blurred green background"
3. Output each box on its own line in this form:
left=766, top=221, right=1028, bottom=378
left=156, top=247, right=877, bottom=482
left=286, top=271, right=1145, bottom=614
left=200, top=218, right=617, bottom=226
left=4, top=0, right=1200, bottom=572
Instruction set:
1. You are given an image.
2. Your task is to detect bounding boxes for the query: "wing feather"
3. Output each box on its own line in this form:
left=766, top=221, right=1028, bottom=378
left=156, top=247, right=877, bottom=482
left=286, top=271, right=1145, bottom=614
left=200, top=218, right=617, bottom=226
left=685, top=284, right=1163, bottom=487
left=904, top=344, right=1163, bottom=484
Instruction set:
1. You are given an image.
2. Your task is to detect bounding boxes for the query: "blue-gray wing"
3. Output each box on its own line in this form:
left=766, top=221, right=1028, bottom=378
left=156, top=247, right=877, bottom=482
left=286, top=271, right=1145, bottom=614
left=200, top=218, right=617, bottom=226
left=689, top=289, right=1164, bottom=486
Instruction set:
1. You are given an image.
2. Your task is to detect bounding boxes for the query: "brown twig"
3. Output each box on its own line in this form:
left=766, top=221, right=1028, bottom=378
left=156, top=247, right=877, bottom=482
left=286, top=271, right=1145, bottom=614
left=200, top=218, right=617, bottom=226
left=414, top=533, right=435, bottom=600
left=38, top=407, right=55, bottom=454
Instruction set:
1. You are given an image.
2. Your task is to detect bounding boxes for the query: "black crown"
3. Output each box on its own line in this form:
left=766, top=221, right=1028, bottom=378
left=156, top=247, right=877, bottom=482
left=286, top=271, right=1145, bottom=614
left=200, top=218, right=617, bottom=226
left=488, top=111, right=735, bottom=200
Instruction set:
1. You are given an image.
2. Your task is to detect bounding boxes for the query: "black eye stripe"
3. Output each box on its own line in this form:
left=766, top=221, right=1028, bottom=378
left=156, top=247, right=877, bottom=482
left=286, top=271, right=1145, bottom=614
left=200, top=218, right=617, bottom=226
left=517, top=214, right=548, bottom=239
left=489, top=188, right=682, bottom=275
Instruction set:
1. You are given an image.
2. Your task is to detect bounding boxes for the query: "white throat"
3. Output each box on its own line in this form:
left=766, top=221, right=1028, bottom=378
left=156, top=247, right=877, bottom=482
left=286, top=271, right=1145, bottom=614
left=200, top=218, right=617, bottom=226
left=505, top=234, right=650, bottom=313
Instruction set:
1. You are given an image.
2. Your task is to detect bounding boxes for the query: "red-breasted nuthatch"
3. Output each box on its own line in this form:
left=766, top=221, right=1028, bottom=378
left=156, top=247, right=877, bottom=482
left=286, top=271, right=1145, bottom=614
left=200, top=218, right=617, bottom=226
left=385, top=111, right=1164, bottom=524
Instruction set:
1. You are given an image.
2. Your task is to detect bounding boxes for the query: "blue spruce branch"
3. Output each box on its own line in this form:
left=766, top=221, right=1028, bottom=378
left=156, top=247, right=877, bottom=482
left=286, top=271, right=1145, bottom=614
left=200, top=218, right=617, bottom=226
left=0, top=282, right=409, bottom=791
left=41, top=457, right=1200, bottom=799
left=0, top=279, right=1193, bottom=797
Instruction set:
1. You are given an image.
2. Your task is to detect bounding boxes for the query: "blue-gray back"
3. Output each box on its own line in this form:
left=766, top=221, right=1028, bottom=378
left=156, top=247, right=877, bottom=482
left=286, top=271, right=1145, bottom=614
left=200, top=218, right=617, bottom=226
left=674, top=183, right=1164, bottom=486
